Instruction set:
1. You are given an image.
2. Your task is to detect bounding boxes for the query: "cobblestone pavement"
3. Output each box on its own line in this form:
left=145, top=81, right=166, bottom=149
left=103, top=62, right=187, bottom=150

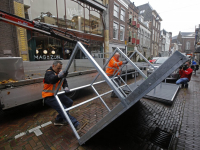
left=0, top=70, right=200, bottom=150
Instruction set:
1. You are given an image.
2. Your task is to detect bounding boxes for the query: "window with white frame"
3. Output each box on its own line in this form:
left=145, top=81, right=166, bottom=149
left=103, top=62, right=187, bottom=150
left=113, top=22, right=118, bottom=39
left=114, top=4, right=119, bottom=18
left=120, top=25, right=125, bottom=41
left=152, top=29, right=154, bottom=41
left=120, top=8, right=125, bottom=21
left=186, top=41, right=190, bottom=50
left=153, top=19, right=155, bottom=27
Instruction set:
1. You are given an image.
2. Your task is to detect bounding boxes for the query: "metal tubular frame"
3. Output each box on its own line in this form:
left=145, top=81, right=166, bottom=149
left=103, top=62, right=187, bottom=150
left=53, top=41, right=149, bottom=143
left=52, top=41, right=188, bottom=145
left=53, top=42, right=132, bottom=141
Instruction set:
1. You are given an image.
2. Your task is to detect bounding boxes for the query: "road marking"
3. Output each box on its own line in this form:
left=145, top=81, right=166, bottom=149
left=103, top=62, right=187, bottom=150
left=41, top=121, right=52, bottom=127
left=34, top=129, right=43, bottom=136
left=29, top=126, right=41, bottom=133
left=14, top=121, right=53, bottom=139
left=15, top=132, right=26, bottom=139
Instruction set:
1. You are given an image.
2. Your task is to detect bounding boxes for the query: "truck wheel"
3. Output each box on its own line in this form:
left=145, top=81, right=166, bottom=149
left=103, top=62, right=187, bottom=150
left=131, top=73, right=135, bottom=78
left=136, top=72, right=139, bottom=77
left=65, top=90, right=80, bottom=100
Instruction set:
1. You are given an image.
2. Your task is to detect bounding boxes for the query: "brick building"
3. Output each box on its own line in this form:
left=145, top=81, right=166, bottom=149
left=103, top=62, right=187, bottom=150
left=195, top=24, right=200, bottom=62
left=126, top=1, right=139, bottom=60
left=0, top=0, right=108, bottom=61
left=160, top=29, right=171, bottom=57
left=0, top=0, right=23, bottom=59
left=137, top=14, right=151, bottom=59
left=137, top=3, right=162, bottom=58
left=176, top=32, right=195, bottom=54
left=108, top=0, right=129, bottom=53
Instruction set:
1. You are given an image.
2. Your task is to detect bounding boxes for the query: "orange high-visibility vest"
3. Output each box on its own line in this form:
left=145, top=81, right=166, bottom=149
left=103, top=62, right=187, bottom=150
left=42, top=70, right=63, bottom=98
left=106, top=57, right=123, bottom=76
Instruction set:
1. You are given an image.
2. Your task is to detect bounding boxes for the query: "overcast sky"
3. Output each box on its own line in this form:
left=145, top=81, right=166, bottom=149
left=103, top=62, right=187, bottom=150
left=131, top=0, right=200, bottom=37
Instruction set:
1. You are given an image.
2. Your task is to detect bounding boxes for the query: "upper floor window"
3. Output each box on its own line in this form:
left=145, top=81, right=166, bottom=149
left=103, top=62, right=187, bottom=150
left=120, top=25, right=125, bottom=41
left=114, top=4, right=119, bottom=18
left=186, top=41, right=190, bottom=50
left=153, top=19, right=155, bottom=27
left=120, top=8, right=125, bottom=21
left=113, top=22, right=118, bottom=39
left=152, top=29, right=154, bottom=41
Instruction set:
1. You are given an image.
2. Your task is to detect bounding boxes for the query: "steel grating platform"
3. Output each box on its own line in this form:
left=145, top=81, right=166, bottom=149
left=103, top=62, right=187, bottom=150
left=55, top=42, right=188, bottom=145
left=123, top=80, right=180, bottom=104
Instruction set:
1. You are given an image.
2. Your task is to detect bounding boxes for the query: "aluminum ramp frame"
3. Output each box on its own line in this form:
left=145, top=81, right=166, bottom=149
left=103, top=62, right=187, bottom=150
left=123, top=80, right=180, bottom=104
left=54, top=42, right=188, bottom=145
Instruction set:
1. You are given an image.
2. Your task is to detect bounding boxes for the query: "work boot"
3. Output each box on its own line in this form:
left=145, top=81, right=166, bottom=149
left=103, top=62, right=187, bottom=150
left=185, top=84, right=188, bottom=88
left=181, top=83, right=184, bottom=88
left=54, top=119, right=69, bottom=126
left=111, top=94, right=118, bottom=98
left=111, top=92, right=118, bottom=98
left=75, top=121, right=88, bottom=132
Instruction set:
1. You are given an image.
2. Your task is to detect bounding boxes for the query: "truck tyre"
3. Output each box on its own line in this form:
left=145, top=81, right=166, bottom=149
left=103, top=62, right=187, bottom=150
left=131, top=73, right=135, bottom=78
left=136, top=72, right=139, bottom=77
left=65, top=90, right=80, bottom=100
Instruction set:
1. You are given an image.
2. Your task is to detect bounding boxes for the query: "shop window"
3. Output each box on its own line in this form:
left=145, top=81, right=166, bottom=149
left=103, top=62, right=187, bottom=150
left=94, top=0, right=106, bottom=5
left=29, top=0, right=57, bottom=26
left=65, top=1, right=84, bottom=32
left=33, top=36, right=63, bottom=61
left=90, top=11, right=103, bottom=35
left=57, top=0, right=66, bottom=28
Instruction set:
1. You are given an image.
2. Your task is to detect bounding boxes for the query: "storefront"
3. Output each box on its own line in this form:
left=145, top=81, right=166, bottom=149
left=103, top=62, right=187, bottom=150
left=25, top=0, right=106, bottom=61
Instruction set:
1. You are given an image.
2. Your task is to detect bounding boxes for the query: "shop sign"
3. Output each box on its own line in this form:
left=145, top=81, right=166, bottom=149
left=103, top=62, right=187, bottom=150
left=34, top=55, right=61, bottom=60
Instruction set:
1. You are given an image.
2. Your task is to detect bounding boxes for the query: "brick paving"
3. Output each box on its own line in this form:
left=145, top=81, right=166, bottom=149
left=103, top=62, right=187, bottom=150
left=0, top=71, right=200, bottom=150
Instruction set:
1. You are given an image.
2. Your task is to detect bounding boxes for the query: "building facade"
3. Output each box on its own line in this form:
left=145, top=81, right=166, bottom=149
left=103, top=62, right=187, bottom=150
left=137, top=3, right=162, bottom=58
left=160, top=29, right=171, bottom=57
left=126, top=1, right=139, bottom=58
left=0, top=0, right=108, bottom=61
left=108, top=0, right=129, bottom=54
left=137, top=14, right=151, bottom=59
left=194, top=24, right=200, bottom=62
left=176, top=32, right=195, bottom=54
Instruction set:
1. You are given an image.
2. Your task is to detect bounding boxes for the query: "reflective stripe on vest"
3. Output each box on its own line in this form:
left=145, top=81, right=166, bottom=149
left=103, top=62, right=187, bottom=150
left=42, top=70, right=63, bottom=98
left=42, top=83, right=56, bottom=93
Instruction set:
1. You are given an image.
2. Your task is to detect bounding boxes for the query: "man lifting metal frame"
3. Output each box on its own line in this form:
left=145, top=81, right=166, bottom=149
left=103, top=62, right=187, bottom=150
left=53, top=41, right=188, bottom=145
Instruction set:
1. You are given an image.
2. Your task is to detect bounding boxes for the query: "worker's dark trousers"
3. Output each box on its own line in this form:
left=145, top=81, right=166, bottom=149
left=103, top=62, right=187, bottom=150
left=109, top=76, right=121, bottom=97
left=44, top=94, right=79, bottom=127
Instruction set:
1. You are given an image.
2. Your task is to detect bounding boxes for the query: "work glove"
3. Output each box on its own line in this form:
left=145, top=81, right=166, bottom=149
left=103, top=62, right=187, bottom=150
left=64, top=87, right=70, bottom=93
left=122, top=61, right=128, bottom=64
left=58, top=71, right=68, bottom=78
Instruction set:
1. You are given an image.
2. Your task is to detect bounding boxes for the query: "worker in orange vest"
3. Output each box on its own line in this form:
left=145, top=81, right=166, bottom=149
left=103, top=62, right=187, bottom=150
left=106, top=52, right=128, bottom=98
left=42, top=60, right=81, bottom=130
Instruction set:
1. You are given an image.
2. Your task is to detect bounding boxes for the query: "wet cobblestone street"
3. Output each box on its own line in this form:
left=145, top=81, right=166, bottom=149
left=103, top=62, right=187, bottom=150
left=0, top=71, right=200, bottom=150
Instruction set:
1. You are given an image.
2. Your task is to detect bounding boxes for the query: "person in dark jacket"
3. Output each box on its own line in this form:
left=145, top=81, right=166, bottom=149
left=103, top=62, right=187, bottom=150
left=176, top=61, right=193, bottom=88
left=42, top=60, right=81, bottom=130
